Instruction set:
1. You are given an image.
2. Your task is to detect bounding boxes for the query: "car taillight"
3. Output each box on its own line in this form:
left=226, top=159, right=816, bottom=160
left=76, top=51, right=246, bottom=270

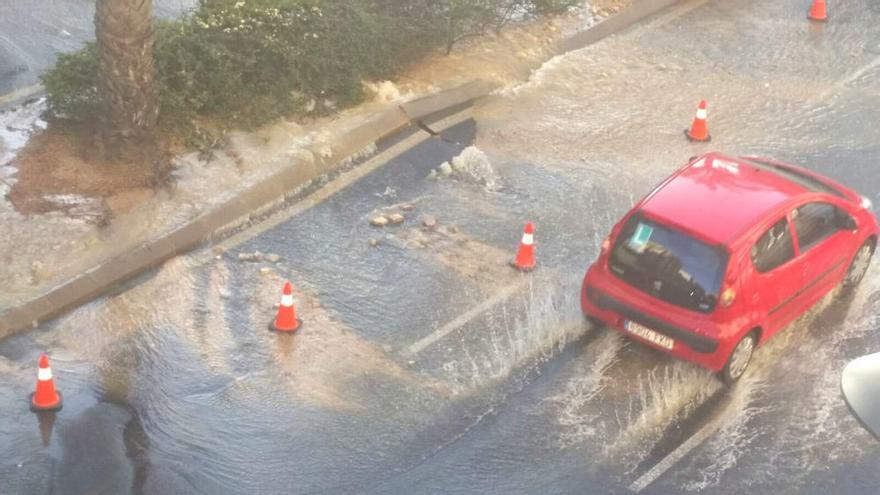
left=720, top=287, right=736, bottom=307
left=601, top=236, right=611, bottom=255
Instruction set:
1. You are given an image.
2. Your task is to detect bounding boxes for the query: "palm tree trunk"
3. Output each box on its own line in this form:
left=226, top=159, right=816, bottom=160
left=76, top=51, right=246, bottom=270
left=94, top=0, right=159, bottom=159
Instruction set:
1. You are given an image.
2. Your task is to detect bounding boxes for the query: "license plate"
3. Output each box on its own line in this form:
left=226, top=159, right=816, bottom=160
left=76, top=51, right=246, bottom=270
left=625, top=321, right=674, bottom=350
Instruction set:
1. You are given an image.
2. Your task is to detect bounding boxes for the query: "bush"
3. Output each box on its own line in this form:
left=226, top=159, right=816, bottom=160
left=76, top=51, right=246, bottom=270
left=41, top=43, right=100, bottom=121
left=42, top=0, right=579, bottom=134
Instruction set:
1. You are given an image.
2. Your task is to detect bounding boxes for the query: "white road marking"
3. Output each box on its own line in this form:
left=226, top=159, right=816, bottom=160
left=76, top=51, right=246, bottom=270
left=819, top=54, right=880, bottom=100
left=628, top=409, right=727, bottom=493
left=404, top=278, right=528, bottom=357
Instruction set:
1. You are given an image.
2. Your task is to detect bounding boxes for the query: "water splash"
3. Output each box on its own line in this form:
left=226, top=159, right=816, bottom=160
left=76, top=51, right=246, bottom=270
left=363, top=80, right=415, bottom=104
left=438, top=279, right=588, bottom=394
left=678, top=371, right=770, bottom=492
left=605, top=361, right=720, bottom=474
left=542, top=330, right=625, bottom=447
left=0, top=97, right=45, bottom=167
left=430, top=146, right=502, bottom=192
left=675, top=267, right=880, bottom=491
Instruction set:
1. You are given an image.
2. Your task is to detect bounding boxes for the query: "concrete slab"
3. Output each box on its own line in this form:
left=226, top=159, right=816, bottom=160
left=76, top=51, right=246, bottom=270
left=43, top=276, right=103, bottom=315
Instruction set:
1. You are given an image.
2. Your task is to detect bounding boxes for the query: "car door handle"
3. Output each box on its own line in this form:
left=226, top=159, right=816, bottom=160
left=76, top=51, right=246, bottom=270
left=751, top=292, right=760, bottom=303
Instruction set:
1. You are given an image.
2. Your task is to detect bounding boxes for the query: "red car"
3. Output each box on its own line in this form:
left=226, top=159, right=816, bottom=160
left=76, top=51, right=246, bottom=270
left=581, top=152, right=878, bottom=383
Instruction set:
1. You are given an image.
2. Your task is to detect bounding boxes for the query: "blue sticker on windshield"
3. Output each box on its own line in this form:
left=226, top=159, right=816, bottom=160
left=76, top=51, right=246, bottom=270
left=628, top=222, right=653, bottom=252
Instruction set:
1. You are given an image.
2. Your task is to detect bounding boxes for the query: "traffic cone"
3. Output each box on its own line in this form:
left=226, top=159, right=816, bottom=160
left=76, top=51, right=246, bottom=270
left=511, top=222, right=536, bottom=271
left=685, top=100, right=711, bottom=142
left=270, top=281, right=301, bottom=332
left=30, top=353, right=62, bottom=413
left=808, top=0, right=827, bottom=22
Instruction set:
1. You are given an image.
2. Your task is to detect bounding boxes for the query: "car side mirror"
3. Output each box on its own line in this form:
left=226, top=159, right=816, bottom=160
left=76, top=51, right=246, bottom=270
left=839, top=215, right=858, bottom=231
left=842, top=353, right=880, bottom=441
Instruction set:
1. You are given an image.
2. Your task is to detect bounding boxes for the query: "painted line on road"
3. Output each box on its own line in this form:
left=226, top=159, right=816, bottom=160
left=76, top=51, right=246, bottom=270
left=628, top=408, right=727, bottom=493
left=214, top=107, right=474, bottom=252
left=818, top=54, right=880, bottom=100
left=404, top=278, right=528, bottom=357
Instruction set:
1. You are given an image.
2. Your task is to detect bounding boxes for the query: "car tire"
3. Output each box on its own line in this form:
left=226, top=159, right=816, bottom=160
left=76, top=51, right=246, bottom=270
left=841, top=240, right=874, bottom=296
left=720, top=331, right=757, bottom=385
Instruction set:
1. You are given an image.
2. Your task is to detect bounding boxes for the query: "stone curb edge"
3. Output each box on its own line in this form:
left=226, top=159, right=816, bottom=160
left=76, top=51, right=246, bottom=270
left=0, top=80, right=495, bottom=337
left=562, top=0, right=684, bottom=53
left=0, top=0, right=685, bottom=338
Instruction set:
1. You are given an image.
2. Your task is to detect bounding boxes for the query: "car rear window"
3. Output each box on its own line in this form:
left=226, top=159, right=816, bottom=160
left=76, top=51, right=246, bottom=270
left=608, top=215, right=728, bottom=313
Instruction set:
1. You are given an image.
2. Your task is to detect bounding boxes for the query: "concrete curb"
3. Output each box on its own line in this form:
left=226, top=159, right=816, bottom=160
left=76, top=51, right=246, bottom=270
left=0, top=0, right=685, bottom=338
left=0, top=81, right=494, bottom=337
left=562, top=0, right=686, bottom=53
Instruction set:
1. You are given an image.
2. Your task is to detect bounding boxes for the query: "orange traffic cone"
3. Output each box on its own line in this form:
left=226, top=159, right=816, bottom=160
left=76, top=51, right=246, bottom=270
left=270, top=281, right=301, bottom=332
left=30, top=353, right=62, bottom=413
left=511, top=222, right=536, bottom=271
left=685, top=100, right=711, bottom=142
left=808, top=0, right=827, bottom=21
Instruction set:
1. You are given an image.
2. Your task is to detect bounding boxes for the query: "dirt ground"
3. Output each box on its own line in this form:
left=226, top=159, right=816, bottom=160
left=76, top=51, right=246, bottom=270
left=8, top=121, right=168, bottom=222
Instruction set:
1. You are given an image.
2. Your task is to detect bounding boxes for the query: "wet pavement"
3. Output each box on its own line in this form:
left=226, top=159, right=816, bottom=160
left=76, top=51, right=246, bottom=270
left=0, top=0, right=195, bottom=96
left=3, top=0, right=880, bottom=493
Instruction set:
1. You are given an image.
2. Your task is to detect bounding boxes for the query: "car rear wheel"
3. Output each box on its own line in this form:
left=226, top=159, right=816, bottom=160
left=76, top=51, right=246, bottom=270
left=721, top=332, right=757, bottom=385
left=842, top=240, right=874, bottom=295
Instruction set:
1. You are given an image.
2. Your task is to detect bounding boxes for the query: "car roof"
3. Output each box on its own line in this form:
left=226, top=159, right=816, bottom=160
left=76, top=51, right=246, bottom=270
left=639, top=152, right=820, bottom=245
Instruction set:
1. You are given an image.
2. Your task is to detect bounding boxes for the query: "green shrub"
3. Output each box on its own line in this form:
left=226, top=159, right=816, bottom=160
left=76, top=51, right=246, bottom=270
left=42, top=0, right=579, bottom=134
left=41, top=43, right=100, bottom=121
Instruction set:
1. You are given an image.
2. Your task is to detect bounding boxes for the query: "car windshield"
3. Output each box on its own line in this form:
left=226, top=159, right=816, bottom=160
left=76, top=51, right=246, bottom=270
left=608, top=215, right=728, bottom=313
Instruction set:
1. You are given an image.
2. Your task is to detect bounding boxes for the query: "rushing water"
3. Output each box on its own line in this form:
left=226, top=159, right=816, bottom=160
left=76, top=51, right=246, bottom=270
left=3, top=0, right=880, bottom=493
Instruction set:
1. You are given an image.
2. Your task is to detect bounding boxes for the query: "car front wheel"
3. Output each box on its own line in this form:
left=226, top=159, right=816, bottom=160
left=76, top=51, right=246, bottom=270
left=842, top=240, right=874, bottom=295
left=721, top=332, right=757, bottom=385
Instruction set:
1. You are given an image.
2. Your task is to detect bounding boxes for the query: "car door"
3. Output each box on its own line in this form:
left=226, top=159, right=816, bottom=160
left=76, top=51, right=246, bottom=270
left=791, top=201, right=856, bottom=308
left=747, top=215, right=802, bottom=335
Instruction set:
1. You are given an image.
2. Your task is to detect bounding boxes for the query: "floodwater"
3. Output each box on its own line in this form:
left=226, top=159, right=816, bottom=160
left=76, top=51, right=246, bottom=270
left=3, top=0, right=880, bottom=493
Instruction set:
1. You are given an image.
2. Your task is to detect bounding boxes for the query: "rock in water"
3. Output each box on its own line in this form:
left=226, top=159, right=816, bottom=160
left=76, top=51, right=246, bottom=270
left=421, top=215, right=438, bottom=230
left=370, top=216, right=390, bottom=227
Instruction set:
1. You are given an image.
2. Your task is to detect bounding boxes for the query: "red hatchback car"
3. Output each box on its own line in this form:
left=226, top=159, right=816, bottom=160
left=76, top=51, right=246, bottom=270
left=581, top=152, right=878, bottom=383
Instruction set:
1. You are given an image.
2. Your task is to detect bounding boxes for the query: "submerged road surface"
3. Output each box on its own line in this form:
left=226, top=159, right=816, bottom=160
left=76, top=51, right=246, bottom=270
left=3, top=0, right=880, bottom=493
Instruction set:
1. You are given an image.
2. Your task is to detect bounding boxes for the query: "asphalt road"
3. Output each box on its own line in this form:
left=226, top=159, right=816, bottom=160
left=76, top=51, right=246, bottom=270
left=0, top=0, right=194, bottom=96
left=3, top=0, right=880, bottom=493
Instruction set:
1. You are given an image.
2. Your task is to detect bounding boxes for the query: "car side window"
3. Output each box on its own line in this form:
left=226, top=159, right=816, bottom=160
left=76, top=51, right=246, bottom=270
left=793, top=202, right=848, bottom=252
left=751, top=217, right=795, bottom=273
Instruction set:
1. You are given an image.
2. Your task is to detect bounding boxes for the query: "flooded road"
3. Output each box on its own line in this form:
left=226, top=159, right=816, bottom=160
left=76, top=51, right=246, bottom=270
left=4, top=0, right=880, bottom=493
